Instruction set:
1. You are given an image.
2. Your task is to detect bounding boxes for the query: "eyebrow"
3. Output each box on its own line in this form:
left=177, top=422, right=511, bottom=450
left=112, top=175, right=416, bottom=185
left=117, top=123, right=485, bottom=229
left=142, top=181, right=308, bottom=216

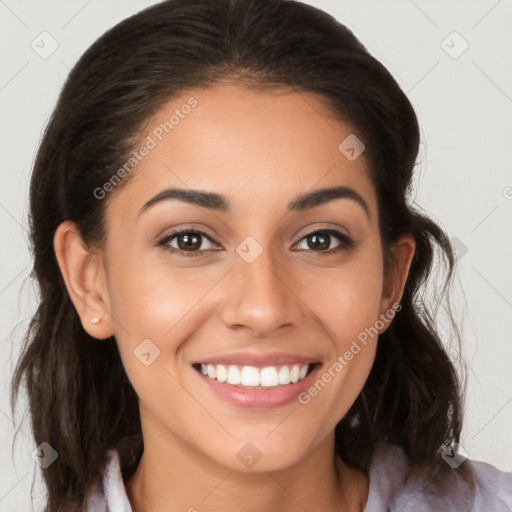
left=139, top=185, right=370, bottom=218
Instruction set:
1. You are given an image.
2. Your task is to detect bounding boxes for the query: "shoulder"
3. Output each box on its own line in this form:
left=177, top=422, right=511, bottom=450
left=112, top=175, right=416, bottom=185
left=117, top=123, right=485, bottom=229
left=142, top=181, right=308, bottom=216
left=364, top=443, right=512, bottom=512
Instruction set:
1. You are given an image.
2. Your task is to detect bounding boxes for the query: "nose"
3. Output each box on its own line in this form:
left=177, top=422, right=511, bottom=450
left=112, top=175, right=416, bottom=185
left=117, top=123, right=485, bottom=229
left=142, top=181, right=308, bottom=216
left=220, top=246, right=304, bottom=338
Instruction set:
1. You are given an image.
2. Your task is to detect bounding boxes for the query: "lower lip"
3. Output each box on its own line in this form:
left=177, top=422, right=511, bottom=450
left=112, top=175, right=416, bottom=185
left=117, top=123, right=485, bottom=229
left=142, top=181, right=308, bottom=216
left=195, top=365, right=321, bottom=409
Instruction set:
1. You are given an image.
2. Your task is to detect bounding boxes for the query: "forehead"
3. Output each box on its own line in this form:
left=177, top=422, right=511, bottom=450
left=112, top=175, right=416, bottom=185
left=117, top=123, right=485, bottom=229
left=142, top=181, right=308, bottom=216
left=106, top=82, right=377, bottom=219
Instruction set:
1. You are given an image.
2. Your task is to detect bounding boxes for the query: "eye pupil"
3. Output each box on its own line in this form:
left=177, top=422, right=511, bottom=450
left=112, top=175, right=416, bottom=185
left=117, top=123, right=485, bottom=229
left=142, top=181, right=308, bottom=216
left=178, top=233, right=201, bottom=251
left=308, top=233, right=330, bottom=251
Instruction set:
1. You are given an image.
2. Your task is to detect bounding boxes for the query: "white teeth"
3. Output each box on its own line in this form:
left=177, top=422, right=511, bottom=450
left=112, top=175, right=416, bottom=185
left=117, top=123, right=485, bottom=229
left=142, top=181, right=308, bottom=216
left=260, top=367, right=279, bottom=387
left=241, top=366, right=260, bottom=386
left=199, top=363, right=311, bottom=388
left=290, top=365, right=300, bottom=383
left=227, top=365, right=241, bottom=385
left=216, top=364, right=228, bottom=383
left=207, top=364, right=216, bottom=379
left=278, top=365, right=290, bottom=385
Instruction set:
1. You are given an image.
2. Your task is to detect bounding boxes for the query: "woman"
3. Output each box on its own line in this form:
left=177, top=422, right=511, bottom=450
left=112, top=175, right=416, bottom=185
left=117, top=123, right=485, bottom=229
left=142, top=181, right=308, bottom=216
left=10, top=0, right=512, bottom=511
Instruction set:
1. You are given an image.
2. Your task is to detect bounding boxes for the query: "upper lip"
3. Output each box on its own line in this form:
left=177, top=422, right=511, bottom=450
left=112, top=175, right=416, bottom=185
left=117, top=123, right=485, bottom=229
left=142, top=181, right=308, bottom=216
left=193, top=351, right=320, bottom=368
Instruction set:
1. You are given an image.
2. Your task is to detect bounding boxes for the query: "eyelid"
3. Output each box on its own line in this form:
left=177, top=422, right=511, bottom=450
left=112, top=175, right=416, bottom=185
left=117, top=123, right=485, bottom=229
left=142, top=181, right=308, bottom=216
left=156, top=224, right=219, bottom=243
left=297, top=224, right=351, bottom=241
left=156, top=227, right=220, bottom=251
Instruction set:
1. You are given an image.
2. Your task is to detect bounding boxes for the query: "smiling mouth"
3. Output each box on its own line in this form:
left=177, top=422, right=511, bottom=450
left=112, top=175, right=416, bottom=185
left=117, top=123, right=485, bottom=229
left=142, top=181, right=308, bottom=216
left=193, top=363, right=318, bottom=389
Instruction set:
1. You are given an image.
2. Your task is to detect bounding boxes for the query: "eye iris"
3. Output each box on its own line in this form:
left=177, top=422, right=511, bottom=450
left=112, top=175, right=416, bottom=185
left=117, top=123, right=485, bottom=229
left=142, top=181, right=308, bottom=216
left=308, top=232, right=330, bottom=251
left=178, top=233, right=201, bottom=251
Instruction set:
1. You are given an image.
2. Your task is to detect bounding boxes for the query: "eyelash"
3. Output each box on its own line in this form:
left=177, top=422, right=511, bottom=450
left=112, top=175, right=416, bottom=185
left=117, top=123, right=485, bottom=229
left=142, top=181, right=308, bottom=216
left=156, top=228, right=354, bottom=258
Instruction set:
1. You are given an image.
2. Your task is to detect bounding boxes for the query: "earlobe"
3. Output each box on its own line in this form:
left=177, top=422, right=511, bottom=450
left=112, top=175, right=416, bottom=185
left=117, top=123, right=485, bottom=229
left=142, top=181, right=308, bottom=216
left=379, top=234, right=416, bottom=332
left=53, top=220, right=115, bottom=340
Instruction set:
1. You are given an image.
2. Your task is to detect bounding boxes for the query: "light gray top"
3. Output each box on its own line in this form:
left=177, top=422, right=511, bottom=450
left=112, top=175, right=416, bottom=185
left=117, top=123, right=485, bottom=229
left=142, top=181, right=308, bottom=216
left=85, top=442, right=512, bottom=511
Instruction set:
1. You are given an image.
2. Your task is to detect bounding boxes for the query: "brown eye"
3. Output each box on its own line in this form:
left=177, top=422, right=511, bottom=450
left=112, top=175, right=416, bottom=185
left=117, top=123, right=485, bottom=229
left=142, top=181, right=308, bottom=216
left=305, top=232, right=331, bottom=251
left=294, top=229, right=354, bottom=255
left=174, top=232, right=203, bottom=251
left=157, top=229, right=216, bottom=256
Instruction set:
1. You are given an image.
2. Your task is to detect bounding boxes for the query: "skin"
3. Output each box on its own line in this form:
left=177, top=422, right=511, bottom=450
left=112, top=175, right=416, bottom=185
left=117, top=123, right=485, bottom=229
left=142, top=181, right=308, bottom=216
left=54, top=82, right=415, bottom=512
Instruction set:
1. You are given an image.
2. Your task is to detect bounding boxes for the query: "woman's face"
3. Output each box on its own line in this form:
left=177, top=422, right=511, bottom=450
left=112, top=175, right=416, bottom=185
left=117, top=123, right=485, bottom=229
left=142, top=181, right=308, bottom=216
left=86, top=83, right=413, bottom=471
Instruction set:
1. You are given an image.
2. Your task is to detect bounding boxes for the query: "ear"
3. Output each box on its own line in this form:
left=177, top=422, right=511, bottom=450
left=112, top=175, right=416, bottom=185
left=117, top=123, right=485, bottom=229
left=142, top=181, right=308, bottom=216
left=53, top=220, right=115, bottom=340
left=378, top=234, right=416, bottom=334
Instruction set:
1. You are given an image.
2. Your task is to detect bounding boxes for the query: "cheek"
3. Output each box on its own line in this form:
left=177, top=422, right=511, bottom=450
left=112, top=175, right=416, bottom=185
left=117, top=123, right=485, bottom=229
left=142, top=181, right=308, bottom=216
left=298, top=244, right=384, bottom=343
left=295, top=258, right=383, bottom=432
left=293, top=242, right=384, bottom=409
left=105, top=247, right=224, bottom=375
left=106, top=244, right=215, bottom=334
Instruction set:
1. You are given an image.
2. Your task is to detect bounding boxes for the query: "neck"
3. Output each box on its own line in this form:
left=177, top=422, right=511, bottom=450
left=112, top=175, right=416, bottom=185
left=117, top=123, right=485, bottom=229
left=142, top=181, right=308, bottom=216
left=125, top=427, right=368, bottom=512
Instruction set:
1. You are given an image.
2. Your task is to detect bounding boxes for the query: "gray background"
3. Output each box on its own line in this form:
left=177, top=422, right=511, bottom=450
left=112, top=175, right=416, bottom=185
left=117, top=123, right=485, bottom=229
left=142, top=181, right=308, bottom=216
left=1, top=0, right=511, bottom=510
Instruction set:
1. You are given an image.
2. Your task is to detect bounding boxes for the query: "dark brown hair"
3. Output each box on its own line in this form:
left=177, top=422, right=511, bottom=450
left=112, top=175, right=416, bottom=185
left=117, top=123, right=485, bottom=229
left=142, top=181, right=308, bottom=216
left=11, top=0, right=473, bottom=510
